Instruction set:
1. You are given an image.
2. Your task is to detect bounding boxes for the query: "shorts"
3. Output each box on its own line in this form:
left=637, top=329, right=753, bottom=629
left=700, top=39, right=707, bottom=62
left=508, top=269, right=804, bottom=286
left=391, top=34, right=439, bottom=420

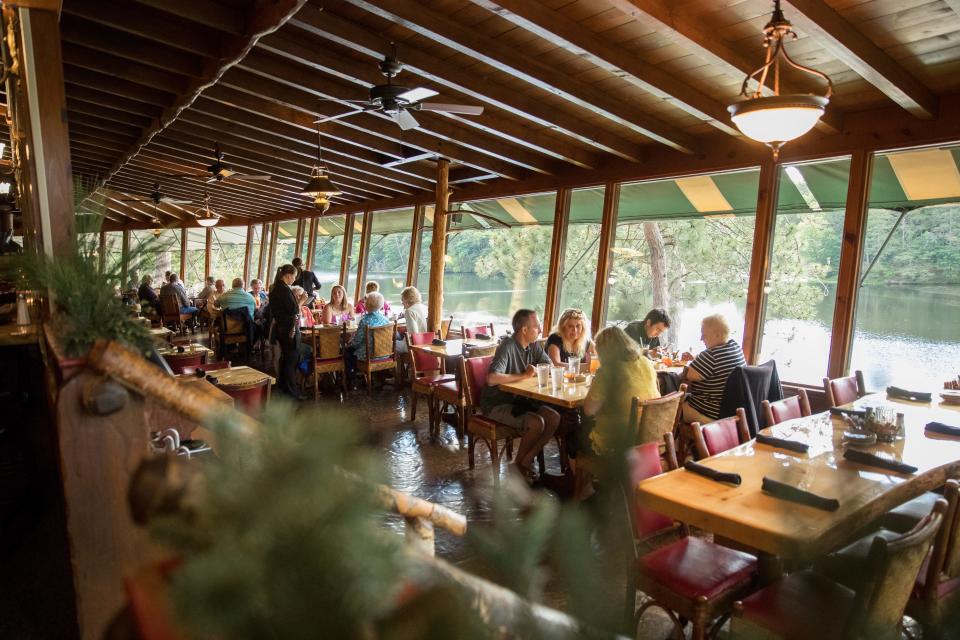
left=485, top=404, right=527, bottom=430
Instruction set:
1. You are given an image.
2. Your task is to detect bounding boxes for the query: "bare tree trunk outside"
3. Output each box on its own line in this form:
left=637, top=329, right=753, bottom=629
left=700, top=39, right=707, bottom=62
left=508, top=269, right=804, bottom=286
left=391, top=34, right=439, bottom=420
left=643, top=222, right=675, bottom=346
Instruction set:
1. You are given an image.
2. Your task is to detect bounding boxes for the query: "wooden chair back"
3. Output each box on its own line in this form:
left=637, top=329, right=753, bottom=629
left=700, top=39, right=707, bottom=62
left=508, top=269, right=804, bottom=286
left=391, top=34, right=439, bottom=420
left=159, top=295, right=182, bottom=324
left=407, top=331, right=442, bottom=376
left=162, top=352, right=205, bottom=375
left=762, top=388, right=812, bottom=426
left=463, top=343, right=497, bottom=358
left=439, top=315, right=453, bottom=340
left=311, top=325, right=345, bottom=361
left=823, top=370, right=866, bottom=407
left=632, top=384, right=686, bottom=445
left=850, top=500, right=945, bottom=637
left=625, top=433, right=680, bottom=541
left=691, top=407, right=750, bottom=459
left=180, top=360, right=231, bottom=376
left=363, top=322, right=396, bottom=362
left=220, top=380, right=271, bottom=415
left=925, top=480, right=960, bottom=583
left=460, top=355, right=494, bottom=411
left=461, top=323, right=495, bottom=339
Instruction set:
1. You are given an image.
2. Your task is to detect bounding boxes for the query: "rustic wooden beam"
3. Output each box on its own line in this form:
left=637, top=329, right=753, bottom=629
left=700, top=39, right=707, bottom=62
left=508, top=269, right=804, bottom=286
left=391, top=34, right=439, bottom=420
left=61, top=42, right=190, bottom=95
left=179, top=227, right=187, bottom=278
left=120, top=229, right=131, bottom=286
left=427, top=159, right=450, bottom=332
left=63, top=65, right=176, bottom=107
left=242, top=224, right=254, bottom=284
left=543, top=187, right=570, bottom=332
left=473, top=0, right=741, bottom=137
left=131, top=0, right=245, bottom=35
left=344, top=0, right=699, bottom=153
left=76, top=0, right=309, bottom=215
left=67, top=110, right=143, bottom=138
left=266, top=221, right=279, bottom=282
left=290, top=6, right=644, bottom=162
left=785, top=0, right=938, bottom=119
left=64, top=84, right=163, bottom=118
left=255, top=222, right=267, bottom=282
left=590, top=183, right=619, bottom=332
left=827, top=150, right=872, bottom=379
left=406, top=204, right=424, bottom=288
left=67, top=96, right=152, bottom=128
left=339, top=213, right=355, bottom=287
left=98, top=230, right=107, bottom=272
left=741, top=159, right=779, bottom=364
left=353, top=209, right=373, bottom=303
left=203, top=227, right=212, bottom=281
left=305, top=217, right=318, bottom=271
left=293, top=217, right=305, bottom=260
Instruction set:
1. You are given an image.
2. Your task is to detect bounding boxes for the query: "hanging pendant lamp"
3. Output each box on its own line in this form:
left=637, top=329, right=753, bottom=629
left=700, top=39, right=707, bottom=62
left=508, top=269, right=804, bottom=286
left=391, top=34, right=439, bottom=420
left=728, top=0, right=833, bottom=159
left=196, top=194, right=219, bottom=227
left=302, top=123, right=341, bottom=209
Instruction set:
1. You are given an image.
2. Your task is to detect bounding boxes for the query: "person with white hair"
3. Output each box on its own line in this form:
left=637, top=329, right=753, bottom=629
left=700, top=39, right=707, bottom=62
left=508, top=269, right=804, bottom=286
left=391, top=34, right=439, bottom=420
left=345, top=290, right=391, bottom=381
left=399, top=286, right=428, bottom=334
left=681, top=313, right=746, bottom=424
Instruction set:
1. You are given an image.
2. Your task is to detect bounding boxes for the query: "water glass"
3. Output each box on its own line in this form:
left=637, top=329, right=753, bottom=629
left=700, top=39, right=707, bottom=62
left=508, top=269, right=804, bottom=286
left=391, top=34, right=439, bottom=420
left=536, top=363, right=550, bottom=387
left=568, top=356, right=581, bottom=376
left=550, top=366, right=564, bottom=390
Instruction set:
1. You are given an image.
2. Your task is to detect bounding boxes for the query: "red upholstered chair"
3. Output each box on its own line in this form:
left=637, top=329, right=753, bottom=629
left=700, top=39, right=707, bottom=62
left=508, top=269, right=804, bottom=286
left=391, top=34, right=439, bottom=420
left=762, top=388, right=812, bottom=426
left=691, top=408, right=750, bottom=459
left=220, top=379, right=271, bottom=415
left=406, top=331, right=455, bottom=437
left=461, top=355, right=519, bottom=486
left=823, top=370, right=866, bottom=407
left=734, top=501, right=945, bottom=640
left=624, top=432, right=758, bottom=638
left=813, top=481, right=960, bottom=635
left=162, top=352, right=205, bottom=375
left=180, top=360, right=231, bottom=376
left=461, top=323, right=495, bottom=339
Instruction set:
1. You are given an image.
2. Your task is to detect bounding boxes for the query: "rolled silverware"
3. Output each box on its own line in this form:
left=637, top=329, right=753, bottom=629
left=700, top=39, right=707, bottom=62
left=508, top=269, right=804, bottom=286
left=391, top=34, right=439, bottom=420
left=684, top=461, right=741, bottom=486
left=886, top=386, right=932, bottom=402
left=761, top=477, right=839, bottom=511
left=843, top=448, right=917, bottom=474
left=755, top=433, right=810, bottom=454
left=926, top=422, right=960, bottom=438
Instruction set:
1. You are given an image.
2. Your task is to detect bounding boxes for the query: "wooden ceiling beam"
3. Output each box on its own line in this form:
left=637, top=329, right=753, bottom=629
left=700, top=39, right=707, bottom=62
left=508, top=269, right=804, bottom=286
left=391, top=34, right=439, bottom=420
left=103, top=192, right=186, bottom=225
left=63, top=65, right=177, bottom=107
left=71, top=133, right=129, bottom=154
left=472, top=0, right=740, bottom=137
left=71, top=145, right=119, bottom=163
left=160, top=123, right=410, bottom=199
left=289, top=7, right=643, bottom=162
left=240, top=45, right=561, bottom=175
left=79, top=0, right=310, bottom=214
left=343, top=0, right=699, bottom=153
left=785, top=0, right=938, bottom=118
left=66, top=97, right=153, bottom=128
left=604, top=0, right=840, bottom=133
left=64, top=84, right=163, bottom=118
left=61, top=42, right=191, bottom=96
left=67, top=111, right=143, bottom=138
left=61, top=0, right=224, bottom=58
left=132, top=0, right=246, bottom=35
left=69, top=122, right=138, bottom=147
left=60, top=14, right=206, bottom=77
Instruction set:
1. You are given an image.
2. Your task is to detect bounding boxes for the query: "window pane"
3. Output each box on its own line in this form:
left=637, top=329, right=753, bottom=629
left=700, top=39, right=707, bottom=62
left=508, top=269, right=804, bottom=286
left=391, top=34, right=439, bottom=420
left=184, top=228, right=206, bottom=294
left=248, top=224, right=262, bottom=284
left=104, top=231, right=123, bottom=282
left=273, top=221, right=299, bottom=271
left=210, top=225, right=248, bottom=285
left=759, top=158, right=849, bottom=384
left=851, top=145, right=960, bottom=390
left=443, top=192, right=556, bottom=331
left=557, top=186, right=605, bottom=323
left=606, top=171, right=759, bottom=351
left=344, top=213, right=364, bottom=298
left=415, top=206, right=433, bottom=302
left=311, top=217, right=346, bottom=289
left=129, top=229, right=181, bottom=287
left=366, top=207, right=413, bottom=305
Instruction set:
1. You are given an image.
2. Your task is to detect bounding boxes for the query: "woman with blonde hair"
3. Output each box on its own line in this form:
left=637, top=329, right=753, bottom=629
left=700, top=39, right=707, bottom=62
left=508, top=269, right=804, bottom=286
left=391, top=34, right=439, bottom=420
left=546, top=308, right=596, bottom=366
left=399, top=285, right=428, bottom=335
left=321, top=284, right=354, bottom=325
left=354, top=280, right=392, bottom=315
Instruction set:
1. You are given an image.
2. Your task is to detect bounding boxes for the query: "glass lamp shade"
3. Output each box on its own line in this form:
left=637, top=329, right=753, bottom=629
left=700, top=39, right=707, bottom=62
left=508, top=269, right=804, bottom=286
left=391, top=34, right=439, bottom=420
left=728, top=95, right=828, bottom=146
left=301, top=167, right=342, bottom=198
left=197, top=215, right=219, bottom=227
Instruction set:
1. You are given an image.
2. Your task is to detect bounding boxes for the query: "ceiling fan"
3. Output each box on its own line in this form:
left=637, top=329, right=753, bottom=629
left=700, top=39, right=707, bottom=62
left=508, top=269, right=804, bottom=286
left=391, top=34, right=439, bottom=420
left=315, top=49, right=484, bottom=131
left=121, top=182, right=193, bottom=206
left=166, top=143, right=272, bottom=183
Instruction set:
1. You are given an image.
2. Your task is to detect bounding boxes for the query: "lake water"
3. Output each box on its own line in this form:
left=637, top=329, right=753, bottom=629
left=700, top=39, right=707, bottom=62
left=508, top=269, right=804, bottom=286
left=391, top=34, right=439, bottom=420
left=360, top=271, right=958, bottom=390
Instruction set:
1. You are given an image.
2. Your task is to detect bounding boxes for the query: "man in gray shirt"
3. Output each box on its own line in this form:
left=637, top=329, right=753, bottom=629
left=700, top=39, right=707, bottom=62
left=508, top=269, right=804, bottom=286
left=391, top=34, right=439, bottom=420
left=481, top=309, right=561, bottom=479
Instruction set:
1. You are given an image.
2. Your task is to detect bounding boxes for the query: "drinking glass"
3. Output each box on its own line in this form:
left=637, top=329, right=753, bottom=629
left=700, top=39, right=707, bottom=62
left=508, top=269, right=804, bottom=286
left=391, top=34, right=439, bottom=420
left=536, top=363, right=550, bottom=387
left=550, top=366, right=564, bottom=390
left=568, top=356, right=581, bottom=377
left=590, top=357, right=601, bottom=374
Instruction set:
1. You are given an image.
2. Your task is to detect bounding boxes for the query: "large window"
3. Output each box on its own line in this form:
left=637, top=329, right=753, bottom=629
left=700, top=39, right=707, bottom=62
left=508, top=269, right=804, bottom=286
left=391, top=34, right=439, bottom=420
left=129, top=229, right=181, bottom=287
left=344, top=212, right=365, bottom=300
left=365, top=207, right=414, bottom=305
left=415, top=206, right=433, bottom=301
left=443, top=193, right=556, bottom=330
left=556, top=186, right=605, bottom=324
left=247, top=224, right=262, bottom=285
left=273, top=221, right=299, bottom=272
left=851, top=145, right=960, bottom=390
left=210, top=225, right=248, bottom=284
left=759, top=158, right=849, bottom=384
left=184, top=228, right=206, bottom=294
left=606, top=171, right=760, bottom=351
left=104, top=231, right=123, bottom=281
left=310, top=217, right=347, bottom=291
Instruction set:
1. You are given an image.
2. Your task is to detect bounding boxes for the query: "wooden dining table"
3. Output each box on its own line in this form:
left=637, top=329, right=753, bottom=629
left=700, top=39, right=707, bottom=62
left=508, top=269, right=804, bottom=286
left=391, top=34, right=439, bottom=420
left=207, top=365, right=276, bottom=389
left=408, top=338, right=489, bottom=359
left=498, top=375, right=591, bottom=410
left=150, top=327, right=173, bottom=344
left=155, top=342, right=212, bottom=358
left=636, top=392, right=960, bottom=566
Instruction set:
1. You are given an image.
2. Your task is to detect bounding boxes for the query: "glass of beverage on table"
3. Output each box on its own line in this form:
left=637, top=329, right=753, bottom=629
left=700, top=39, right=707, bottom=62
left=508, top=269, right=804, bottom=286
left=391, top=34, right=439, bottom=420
left=590, top=356, right=601, bottom=374
left=550, top=366, right=564, bottom=390
left=536, top=363, right=550, bottom=388
left=566, top=356, right=581, bottom=382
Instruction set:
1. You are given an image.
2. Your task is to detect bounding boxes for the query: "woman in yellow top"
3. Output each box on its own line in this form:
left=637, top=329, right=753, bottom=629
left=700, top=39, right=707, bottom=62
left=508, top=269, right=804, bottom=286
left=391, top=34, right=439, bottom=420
left=583, top=325, right=660, bottom=454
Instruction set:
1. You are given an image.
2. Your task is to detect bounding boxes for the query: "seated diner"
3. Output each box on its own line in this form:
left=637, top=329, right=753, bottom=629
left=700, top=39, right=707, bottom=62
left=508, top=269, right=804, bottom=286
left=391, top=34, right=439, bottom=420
left=355, top=280, right=392, bottom=316
left=681, top=313, right=746, bottom=424
left=545, top=307, right=595, bottom=366
left=218, top=277, right=256, bottom=320
left=322, top=284, right=354, bottom=325
left=345, top=291, right=390, bottom=380
left=624, top=307, right=671, bottom=352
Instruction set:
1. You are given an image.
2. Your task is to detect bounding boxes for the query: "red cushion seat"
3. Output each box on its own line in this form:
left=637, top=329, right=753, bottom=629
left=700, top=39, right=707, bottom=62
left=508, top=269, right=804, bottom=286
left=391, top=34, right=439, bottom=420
left=637, top=537, right=757, bottom=601
left=738, top=570, right=855, bottom=640
left=415, top=374, right=455, bottom=386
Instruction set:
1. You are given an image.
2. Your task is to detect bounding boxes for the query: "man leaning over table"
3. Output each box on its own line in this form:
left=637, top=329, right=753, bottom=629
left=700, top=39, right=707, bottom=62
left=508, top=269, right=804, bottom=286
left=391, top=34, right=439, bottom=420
left=480, top=308, right=561, bottom=481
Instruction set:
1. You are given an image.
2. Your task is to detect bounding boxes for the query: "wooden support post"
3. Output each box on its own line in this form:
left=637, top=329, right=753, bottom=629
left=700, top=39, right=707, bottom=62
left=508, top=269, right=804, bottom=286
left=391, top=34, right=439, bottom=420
left=353, top=210, right=373, bottom=303
left=590, top=183, right=619, bottom=332
left=293, top=216, right=305, bottom=259
left=305, top=217, right=318, bottom=271
left=13, top=6, right=75, bottom=257
left=98, top=230, right=106, bottom=273
left=256, top=222, right=268, bottom=282
left=406, top=204, right=424, bottom=288
left=203, top=227, right=212, bottom=281
left=428, top=158, right=450, bottom=332
left=266, top=221, right=279, bottom=282
left=120, top=230, right=130, bottom=287
left=179, top=227, right=187, bottom=279
left=543, top=187, right=570, bottom=331
left=339, top=213, right=355, bottom=288
left=827, top=150, right=873, bottom=379
left=742, top=159, right=780, bottom=364
left=242, top=224, right=253, bottom=285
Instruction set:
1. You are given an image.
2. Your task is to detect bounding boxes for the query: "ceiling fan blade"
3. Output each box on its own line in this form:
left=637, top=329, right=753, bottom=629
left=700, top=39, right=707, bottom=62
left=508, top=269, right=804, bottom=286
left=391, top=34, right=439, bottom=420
left=205, top=176, right=219, bottom=184
left=165, top=173, right=207, bottom=178
left=394, top=110, right=419, bottom=131
left=315, top=110, right=364, bottom=124
left=121, top=198, right=148, bottom=203
left=160, top=197, right=194, bottom=205
left=316, top=98, right=368, bottom=103
left=397, top=87, right=438, bottom=102
left=228, top=174, right=272, bottom=181
left=418, top=102, right=484, bottom=115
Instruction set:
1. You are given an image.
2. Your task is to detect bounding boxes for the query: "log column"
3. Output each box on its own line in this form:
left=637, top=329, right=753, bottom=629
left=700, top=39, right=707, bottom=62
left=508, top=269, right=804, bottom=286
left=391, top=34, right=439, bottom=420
left=406, top=204, right=424, bottom=288
left=179, top=227, right=187, bottom=279
left=120, top=230, right=130, bottom=287
left=242, top=224, right=254, bottom=284
left=427, top=158, right=450, bottom=332
left=339, top=213, right=355, bottom=287
left=827, top=150, right=873, bottom=379
left=742, top=159, right=780, bottom=363
left=203, top=227, right=212, bottom=281
left=543, top=187, right=570, bottom=331
left=590, top=183, right=619, bottom=332
left=353, top=210, right=373, bottom=303
left=305, top=217, right=318, bottom=271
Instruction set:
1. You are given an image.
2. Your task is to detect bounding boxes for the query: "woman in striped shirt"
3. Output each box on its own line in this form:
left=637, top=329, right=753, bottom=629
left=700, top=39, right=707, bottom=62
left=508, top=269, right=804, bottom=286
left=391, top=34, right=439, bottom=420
left=681, top=314, right=746, bottom=425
